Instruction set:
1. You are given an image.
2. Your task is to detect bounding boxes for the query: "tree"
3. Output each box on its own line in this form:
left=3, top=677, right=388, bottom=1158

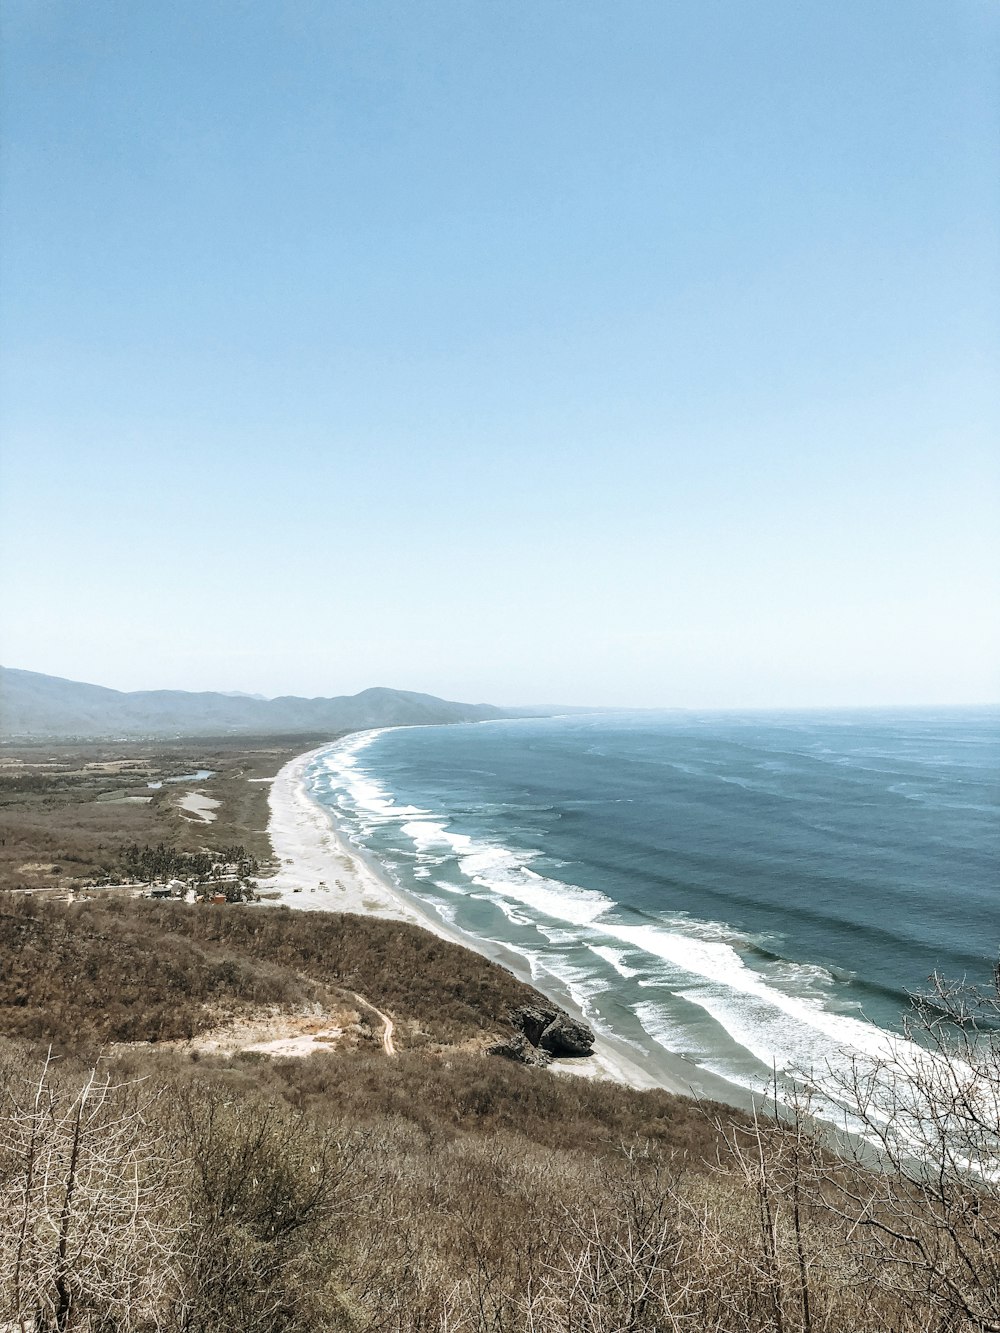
left=815, top=970, right=1000, bottom=1332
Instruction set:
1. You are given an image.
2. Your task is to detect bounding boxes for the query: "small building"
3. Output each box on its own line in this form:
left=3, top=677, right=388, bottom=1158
left=211, top=892, right=227, bottom=905
left=149, top=886, right=173, bottom=900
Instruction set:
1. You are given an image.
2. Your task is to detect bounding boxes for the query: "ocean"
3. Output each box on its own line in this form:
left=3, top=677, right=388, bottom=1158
left=300, top=709, right=999, bottom=1105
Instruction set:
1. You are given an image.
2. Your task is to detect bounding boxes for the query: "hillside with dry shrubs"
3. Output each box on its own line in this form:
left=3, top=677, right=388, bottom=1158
left=0, top=897, right=567, bottom=1049
left=2, top=897, right=999, bottom=1332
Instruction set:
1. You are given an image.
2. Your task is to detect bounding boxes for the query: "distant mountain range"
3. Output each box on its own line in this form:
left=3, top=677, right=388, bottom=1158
left=0, top=667, right=521, bottom=739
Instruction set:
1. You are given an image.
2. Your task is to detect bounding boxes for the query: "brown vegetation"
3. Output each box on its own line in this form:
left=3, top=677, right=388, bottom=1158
left=3, top=992, right=999, bottom=1333
left=0, top=736, right=331, bottom=893
left=0, top=897, right=568, bottom=1050
left=2, top=903, right=999, bottom=1332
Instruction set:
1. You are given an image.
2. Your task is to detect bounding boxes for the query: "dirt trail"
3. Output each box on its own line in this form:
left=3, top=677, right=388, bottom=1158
left=350, top=991, right=396, bottom=1056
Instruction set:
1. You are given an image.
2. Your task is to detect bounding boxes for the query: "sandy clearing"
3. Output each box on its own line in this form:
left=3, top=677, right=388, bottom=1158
left=160, top=1009, right=352, bottom=1060
left=177, top=790, right=220, bottom=823
left=243, top=1025, right=345, bottom=1058
left=142, top=993, right=400, bottom=1062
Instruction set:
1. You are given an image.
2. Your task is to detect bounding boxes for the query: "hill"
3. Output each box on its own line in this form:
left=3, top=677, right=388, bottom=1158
left=0, top=666, right=513, bottom=739
left=3, top=898, right=995, bottom=1332
left=0, top=896, right=589, bottom=1056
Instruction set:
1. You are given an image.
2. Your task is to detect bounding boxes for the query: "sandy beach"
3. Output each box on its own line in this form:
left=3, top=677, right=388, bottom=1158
left=266, top=744, right=437, bottom=926
left=265, top=741, right=747, bottom=1101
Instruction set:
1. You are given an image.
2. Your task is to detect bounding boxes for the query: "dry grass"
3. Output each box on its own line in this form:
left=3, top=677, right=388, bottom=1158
left=4, top=1033, right=996, bottom=1333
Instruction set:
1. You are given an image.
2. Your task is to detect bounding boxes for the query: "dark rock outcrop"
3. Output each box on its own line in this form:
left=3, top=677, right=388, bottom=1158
left=537, top=1011, right=595, bottom=1057
left=511, top=1004, right=559, bottom=1046
left=507, top=1002, right=595, bottom=1059
left=486, top=1033, right=552, bottom=1067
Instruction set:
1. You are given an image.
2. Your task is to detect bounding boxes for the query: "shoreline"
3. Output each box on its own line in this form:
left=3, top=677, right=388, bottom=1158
left=265, top=738, right=752, bottom=1105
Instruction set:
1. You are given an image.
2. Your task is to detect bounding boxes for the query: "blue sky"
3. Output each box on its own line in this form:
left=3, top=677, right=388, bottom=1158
left=1, top=0, right=997, bottom=707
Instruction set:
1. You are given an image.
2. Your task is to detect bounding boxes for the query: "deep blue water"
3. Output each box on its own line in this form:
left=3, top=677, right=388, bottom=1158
left=303, top=709, right=999, bottom=1096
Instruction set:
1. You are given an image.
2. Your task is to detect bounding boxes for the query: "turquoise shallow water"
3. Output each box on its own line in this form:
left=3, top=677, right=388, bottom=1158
left=301, top=709, right=999, bottom=1099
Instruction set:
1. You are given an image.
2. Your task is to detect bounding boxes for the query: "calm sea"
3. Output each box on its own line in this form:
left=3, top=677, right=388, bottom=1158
left=301, top=710, right=999, bottom=1099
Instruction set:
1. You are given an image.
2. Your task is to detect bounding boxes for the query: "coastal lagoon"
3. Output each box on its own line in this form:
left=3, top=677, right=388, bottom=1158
left=299, top=710, right=999, bottom=1107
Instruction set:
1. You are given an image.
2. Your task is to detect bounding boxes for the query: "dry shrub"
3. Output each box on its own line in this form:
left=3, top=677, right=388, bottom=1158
left=160, top=1079, right=364, bottom=1332
left=0, top=896, right=323, bottom=1046
left=2, top=897, right=998, bottom=1333
left=2, top=1038, right=999, bottom=1333
left=0, top=1050, right=180, bottom=1332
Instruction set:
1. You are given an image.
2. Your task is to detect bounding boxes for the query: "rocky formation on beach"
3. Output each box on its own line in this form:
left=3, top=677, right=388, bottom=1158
left=536, top=1010, right=595, bottom=1056
left=486, top=1032, right=553, bottom=1067
left=489, top=1003, right=595, bottom=1065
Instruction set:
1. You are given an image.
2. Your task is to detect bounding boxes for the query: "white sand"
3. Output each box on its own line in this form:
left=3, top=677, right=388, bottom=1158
left=264, top=743, right=718, bottom=1098
left=265, top=746, right=440, bottom=928
left=242, top=1025, right=344, bottom=1059
left=155, top=1010, right=347, bottom=1060
left=177, top=791, right=220, bottom=823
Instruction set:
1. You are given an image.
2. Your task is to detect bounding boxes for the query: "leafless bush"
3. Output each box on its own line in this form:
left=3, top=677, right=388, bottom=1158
left=3, top=923, right=997, bottom=1333
left=0, top=1051, right=179, bottom=1332
left=818, top=972, right=1000, bottom=1332
left=524, top=1142, right=686, bottom=1332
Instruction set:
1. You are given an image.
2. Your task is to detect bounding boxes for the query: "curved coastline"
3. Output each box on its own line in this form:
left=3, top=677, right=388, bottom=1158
left=266, top=737, right=753, bottom=1106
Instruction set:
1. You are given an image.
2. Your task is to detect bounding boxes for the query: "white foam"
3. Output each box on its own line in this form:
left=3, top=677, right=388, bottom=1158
left=314, top=733, right=615, bottom=930
left=521, top=950, right=546, bottom=983
left=468, top=864, right=613, bottom=926
left=537, top=925, right=582, bottom=946
left=431, top=901, right=459, bottom=927
left=430, top=879, right=465, bottom=896
left=457, top=843, right=526, bottom=875
left=532, top=951, right=610, bottom=1015
left=315, top=732, right=430, bottom=826
left=771, top=959, right=837, bottom=991
left=489, top=897, right=535, bottom=927
left=632, top=999, right=707, bottom=1057
left=401, top=819, right=473, bottom=853
left=604, top=921, right=896, bottom=1066
left=451, top=841, right=614, bottom=926
left=590, top=945, right=641, bottom=979
left=672, top=982, right=993, bottom=1160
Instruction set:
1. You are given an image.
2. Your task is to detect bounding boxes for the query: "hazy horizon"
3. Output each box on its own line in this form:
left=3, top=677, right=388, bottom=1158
left=2, top=2, right=998, bottom=710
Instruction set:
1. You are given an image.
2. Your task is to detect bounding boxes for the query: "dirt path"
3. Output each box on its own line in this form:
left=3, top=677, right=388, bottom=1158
left=350, top=991, right=396, bottom=1056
